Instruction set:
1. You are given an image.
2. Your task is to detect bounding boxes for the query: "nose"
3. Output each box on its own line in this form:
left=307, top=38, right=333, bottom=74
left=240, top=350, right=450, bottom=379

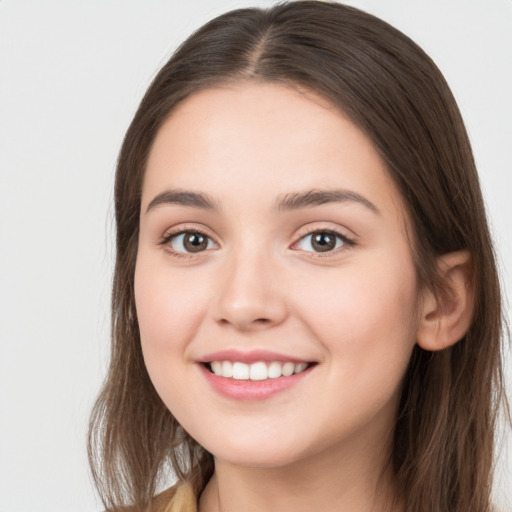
left=212, top=250, right=288, bottom=332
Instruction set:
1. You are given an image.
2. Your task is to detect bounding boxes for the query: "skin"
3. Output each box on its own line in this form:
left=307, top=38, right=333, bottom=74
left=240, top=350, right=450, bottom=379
left=135, top=82, right=427, bottom=512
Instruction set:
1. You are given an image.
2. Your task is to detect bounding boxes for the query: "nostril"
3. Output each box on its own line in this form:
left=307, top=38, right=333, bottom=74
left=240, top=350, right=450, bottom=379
left=218, top=316, right=273, bottom=329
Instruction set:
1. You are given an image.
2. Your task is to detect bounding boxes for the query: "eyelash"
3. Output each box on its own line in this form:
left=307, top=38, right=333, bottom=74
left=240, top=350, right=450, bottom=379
left=159, top=226, right=214, bottom=260
left=159, top=227, right=355, bottom=260
left=292, top=228, right=355, bottom=256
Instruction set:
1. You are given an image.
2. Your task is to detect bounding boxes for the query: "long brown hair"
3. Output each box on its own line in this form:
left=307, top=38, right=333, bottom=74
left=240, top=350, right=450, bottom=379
left=88, top=2, right=509, bottom=511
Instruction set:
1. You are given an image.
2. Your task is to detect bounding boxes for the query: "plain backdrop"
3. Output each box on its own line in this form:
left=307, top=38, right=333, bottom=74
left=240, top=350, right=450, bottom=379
left=0, top=1, right=511, bottom=511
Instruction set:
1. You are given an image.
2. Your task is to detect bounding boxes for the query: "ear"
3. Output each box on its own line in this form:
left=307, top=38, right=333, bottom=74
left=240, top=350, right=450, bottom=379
left=417, top=251, right=474, bottom=351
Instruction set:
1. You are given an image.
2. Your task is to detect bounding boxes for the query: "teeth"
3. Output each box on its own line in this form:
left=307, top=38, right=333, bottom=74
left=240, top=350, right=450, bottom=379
left=268, top=361, right=282, bottom=379
left=249, top=362, right=267, bottom=381
left=282, top=362, right=295, bottom=376
left=232, top=362, right=250, bottom=380
left=222, top=361, right=233, bottom=378
left=295, top=362, right=307, bottom=374
left=211, top=361, right=222, bottom=375
left=209, top=361, right=310, bottom=380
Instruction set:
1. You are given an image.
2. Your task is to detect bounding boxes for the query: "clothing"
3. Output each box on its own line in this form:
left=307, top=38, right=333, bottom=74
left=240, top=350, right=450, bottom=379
left=157, top=482, right=197, bottom=512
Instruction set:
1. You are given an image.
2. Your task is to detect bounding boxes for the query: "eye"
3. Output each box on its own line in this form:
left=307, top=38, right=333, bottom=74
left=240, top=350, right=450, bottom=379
left=163, top=230, right=217, bottom=254
left=295, top=230, right=351, bottom=253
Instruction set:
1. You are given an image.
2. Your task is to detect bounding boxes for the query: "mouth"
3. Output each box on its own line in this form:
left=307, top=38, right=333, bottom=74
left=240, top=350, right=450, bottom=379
left=198, top=350, right=317, bottom=400
left=205, top=360, right=314, bottom=381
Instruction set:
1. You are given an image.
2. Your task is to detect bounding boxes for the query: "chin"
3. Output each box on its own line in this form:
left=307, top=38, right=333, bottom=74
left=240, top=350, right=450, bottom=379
left=213, top=450, right=302, bottom=469
left=197, top=433, right=314, bottom=470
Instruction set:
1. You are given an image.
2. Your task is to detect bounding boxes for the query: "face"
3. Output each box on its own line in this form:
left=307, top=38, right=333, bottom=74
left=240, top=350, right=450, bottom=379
left=135, top=83, right=421, bottom=469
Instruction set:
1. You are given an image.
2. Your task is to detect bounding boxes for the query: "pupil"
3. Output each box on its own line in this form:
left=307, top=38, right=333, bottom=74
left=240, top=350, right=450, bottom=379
left=312, top=232, right=335, bottom=252
left=185, top=233, right=207, bottom=252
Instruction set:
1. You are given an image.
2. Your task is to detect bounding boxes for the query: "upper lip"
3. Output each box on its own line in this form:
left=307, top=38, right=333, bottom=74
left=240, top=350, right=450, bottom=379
left=198, top=349, right=312, bottom=365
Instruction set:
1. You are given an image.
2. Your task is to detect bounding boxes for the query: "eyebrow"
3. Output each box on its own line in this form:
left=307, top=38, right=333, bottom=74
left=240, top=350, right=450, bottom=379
left=145, top=188, right=380, bottom=215
left=146, top=189, right=220, bottom=213
left=275, top=189, right=380, bottom=214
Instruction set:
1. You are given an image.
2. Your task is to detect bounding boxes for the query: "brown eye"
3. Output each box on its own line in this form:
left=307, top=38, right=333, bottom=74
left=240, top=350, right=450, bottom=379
left=296, top=231, right=347, bottom=253
left=169, top=231, right=215, bottom=253
left=311, top=232, right=336, bottom=252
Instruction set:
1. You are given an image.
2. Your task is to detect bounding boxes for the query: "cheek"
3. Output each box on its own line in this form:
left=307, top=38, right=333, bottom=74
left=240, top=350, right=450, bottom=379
left=134, top=255, right=212, bottom=421
left=295, top=252, right=419, bottom=372
left=134, top=254, right=204, bottom=391
left=292, top=255, right=420, bottom=434
left=135, top=256, right=204, bottom=348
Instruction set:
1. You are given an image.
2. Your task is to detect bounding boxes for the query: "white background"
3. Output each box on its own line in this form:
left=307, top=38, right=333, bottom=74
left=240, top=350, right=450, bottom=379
left=0, top=1, right=511, bottom=511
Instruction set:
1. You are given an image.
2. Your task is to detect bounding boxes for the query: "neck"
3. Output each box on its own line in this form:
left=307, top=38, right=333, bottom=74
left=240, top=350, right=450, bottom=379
left=198, top=432, right=402, bottom=512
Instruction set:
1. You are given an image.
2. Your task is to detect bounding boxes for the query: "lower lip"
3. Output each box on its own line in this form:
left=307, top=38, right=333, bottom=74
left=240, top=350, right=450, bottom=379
left=199, top=364, right=313, bottom=401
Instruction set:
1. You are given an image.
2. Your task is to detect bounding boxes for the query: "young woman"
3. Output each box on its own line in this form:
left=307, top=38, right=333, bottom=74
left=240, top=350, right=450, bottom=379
left=88, top=2, right=510, bottom=511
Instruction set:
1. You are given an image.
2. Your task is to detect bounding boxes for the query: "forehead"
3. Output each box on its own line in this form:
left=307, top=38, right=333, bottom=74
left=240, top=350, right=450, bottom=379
left=142, top=82, right=408, bottom=227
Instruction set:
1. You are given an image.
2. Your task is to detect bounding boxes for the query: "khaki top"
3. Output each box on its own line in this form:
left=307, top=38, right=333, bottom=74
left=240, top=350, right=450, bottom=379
left=154, top=482, right=197, bottom=512
left=121, top=482, right=196, bottom=512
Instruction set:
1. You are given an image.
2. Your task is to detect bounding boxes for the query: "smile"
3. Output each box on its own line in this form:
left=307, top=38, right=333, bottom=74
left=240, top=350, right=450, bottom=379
left=199, top=351, right=316, bottom=400
left=208, top=361, right=310, bottom=380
